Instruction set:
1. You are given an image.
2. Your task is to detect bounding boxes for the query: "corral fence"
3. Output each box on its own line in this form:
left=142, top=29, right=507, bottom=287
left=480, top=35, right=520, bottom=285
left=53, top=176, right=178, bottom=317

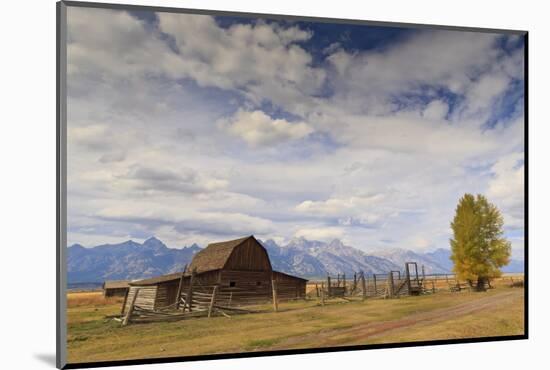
left=119, top=264, right=523, bottom=325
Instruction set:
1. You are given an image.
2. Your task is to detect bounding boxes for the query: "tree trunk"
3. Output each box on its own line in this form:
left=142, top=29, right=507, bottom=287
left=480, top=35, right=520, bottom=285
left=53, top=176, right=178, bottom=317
left=476, top=277, right=487, bottom=292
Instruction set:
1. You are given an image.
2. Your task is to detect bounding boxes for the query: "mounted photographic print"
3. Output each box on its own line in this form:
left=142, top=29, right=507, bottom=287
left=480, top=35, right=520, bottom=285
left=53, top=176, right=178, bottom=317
left=56, top=1, right=527, bottom=368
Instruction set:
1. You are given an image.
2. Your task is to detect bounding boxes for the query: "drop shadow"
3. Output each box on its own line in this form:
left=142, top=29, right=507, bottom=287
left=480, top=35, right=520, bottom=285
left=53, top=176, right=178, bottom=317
left=34, top=353, right=57, bottom=367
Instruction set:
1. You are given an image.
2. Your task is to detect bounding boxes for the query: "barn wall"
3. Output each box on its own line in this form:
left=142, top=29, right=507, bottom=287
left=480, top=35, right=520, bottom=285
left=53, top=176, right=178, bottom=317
left=218, top=270, right=272, bottom=305
left=122, top=286, right=157, bottom=314
left=178, top=270, right=221, bottom=293
left=154, top=281, right=180, bottom=309
left=224, top=238, right=272, bottom=271
left=104, top=287, right=128, bottom=297
left=273, top=272, right=307, bottom=300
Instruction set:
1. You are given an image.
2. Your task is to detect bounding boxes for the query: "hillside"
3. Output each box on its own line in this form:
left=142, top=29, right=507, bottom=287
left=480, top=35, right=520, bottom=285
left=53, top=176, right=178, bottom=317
left=67, top=236, right=524, bottom=283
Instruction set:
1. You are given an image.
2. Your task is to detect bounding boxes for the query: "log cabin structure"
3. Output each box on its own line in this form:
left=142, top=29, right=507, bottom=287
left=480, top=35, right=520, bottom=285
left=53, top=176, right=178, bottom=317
left=122, top=235, right=307, bottom=314
left=102, top=280, right=130, bottom=297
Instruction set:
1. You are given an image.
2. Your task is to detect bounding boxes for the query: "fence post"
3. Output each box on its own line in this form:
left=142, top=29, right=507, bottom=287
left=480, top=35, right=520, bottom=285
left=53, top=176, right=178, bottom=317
left=120, top=289, right=129, bottom=315
left=327, top=275, right=331, bottom=298
left=405, top=263, right=412, bottom=294
left=320, top=282, right=325, bottom=306
left=184, top=268, right=196, bottom=312
left=388, top=272, right=394, bottom=298
left=373, top=274, right=377, bottom=295
left=122, top=288, right=139, bottom=326
left=208, top=285, right=218, bottom=318
left=272, top=279, right=279, bottom=312
left=361, top=272, right=367, bottom=300
left=175, top=267, right=186, bottom=310
left=343, top=273, right=346, bottom=295
left=315, top=283, right=319, bottom=298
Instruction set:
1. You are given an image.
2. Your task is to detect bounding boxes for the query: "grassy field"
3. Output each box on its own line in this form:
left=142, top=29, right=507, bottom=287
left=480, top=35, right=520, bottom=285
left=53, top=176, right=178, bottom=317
left=66, top=277, right=524, bottom=364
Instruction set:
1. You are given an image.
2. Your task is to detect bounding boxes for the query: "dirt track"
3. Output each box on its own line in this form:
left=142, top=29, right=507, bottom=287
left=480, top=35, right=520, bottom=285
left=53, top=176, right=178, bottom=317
left=269, top=289, right=524, bottom=349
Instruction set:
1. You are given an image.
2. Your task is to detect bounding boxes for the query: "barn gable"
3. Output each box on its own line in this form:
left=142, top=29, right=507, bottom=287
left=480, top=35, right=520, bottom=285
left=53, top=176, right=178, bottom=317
left=188, top=235, right=272, bottom=273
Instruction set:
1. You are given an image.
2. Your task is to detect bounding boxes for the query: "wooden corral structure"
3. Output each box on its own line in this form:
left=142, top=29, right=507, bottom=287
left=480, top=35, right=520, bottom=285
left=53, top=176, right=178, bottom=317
left=102, top=280, right=130, bottom=297
left=316, top=262, right=428, bottom=300
left=122, top=236, right=307, bottom=315
left=122, top=273, right=182, bottom=314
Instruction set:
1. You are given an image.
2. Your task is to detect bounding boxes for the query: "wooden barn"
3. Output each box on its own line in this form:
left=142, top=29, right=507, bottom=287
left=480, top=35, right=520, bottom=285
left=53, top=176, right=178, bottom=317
left=122, top=235, right=307, bottom=314
left=102, top=280, right=130, bottom=297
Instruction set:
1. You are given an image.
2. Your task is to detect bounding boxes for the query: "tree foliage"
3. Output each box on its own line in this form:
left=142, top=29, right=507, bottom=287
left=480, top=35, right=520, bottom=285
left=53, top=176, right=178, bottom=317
left=450, top=194, right=511, bottom=289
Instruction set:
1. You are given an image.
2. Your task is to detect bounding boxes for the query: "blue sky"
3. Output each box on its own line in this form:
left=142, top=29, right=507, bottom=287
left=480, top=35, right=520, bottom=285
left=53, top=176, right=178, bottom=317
left=66, top=7, right=525, bottom=257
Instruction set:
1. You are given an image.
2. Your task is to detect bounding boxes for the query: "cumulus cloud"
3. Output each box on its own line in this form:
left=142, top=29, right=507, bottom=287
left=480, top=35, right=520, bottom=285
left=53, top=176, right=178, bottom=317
left=65, top=7, right=524, bottom=253
left=295, top=194, right=385, bottom=223
left=422, top=100, right=449, bottom=121
left=120, top=165, right=228, bottom=194
left=95, top=201, right=275, bottom=237
left=487, top=152, right=524, bottom=230
left=294, top=227, right=345, bottom=242
left=220, top=109, right=313, bottom=146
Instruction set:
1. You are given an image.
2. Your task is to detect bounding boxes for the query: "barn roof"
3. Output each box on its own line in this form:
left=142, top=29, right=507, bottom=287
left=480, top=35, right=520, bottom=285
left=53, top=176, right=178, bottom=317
left=103, top=280, right=130, bottom=289
left=129, top=272, right=183, bottom=286
left=187, top=235, right=253, bottom=273
left=273, top=270, right=309, bottom=282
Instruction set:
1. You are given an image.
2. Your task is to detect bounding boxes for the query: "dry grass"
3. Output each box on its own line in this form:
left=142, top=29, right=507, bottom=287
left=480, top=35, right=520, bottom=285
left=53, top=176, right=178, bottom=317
left=68, top=291, right=124, bottom=308
left=66, top=281, right=524, bottom=364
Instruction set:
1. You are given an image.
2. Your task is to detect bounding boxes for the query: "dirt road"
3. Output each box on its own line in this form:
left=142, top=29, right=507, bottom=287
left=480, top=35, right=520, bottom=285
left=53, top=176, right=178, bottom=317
left=269, top=289, right=524, bottom=349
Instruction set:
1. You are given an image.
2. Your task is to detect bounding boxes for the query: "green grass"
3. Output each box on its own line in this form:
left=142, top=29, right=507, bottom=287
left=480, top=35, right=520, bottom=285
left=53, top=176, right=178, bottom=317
left=67, top=286, right=524, bottom=364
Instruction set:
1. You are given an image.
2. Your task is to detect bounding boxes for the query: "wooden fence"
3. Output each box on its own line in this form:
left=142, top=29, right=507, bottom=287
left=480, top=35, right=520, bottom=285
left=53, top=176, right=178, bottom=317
left=122, top=278, right=288, bottom=325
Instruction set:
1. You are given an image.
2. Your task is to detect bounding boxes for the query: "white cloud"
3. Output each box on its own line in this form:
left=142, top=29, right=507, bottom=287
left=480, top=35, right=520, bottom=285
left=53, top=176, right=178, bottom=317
left=65, top=8, right=524, bottom=254
left=95, top=201, right=276, bottom=237
left=487, top=152, right=524, bottom=230
left=295, top=194, right=385, bottom=221
left=294, top=227, right=345, bottom=241
left=463, top=71, right=510, bottom=115
left=422, top=100, right=449, bottom=121
left=157, top=13, right=325, bottom=110
left=220, top=109, right=313, bottom=146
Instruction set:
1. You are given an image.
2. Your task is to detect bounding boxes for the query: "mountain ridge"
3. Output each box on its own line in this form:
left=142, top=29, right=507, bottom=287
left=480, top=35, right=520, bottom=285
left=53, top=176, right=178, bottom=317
left=67, top=236, right=524, bottom=283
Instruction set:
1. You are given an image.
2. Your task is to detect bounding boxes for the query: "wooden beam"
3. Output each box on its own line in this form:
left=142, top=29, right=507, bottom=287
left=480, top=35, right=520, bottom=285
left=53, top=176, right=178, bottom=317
left=271, top=279, right=279, bottom=312
left=184, top=268, right=196, bottom=312
left=175, top=265, right=187, bottom=310
left=343, top=273, right=346, bottom=295
left=388, top=271, right=394, bottom=298
left=405, top=263, right=411, bottom=294
left=361, top=272, right=366, bottom=300
left=122, top=288, right=139, bottom=326
left=120, top=288, right=129, bottom=316
left=208, top=285, right=218, bottom=318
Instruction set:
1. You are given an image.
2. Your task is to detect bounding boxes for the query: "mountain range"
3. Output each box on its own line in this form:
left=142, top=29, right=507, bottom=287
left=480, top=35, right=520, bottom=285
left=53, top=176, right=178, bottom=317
left=67, top=236, right=524, bottom=283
